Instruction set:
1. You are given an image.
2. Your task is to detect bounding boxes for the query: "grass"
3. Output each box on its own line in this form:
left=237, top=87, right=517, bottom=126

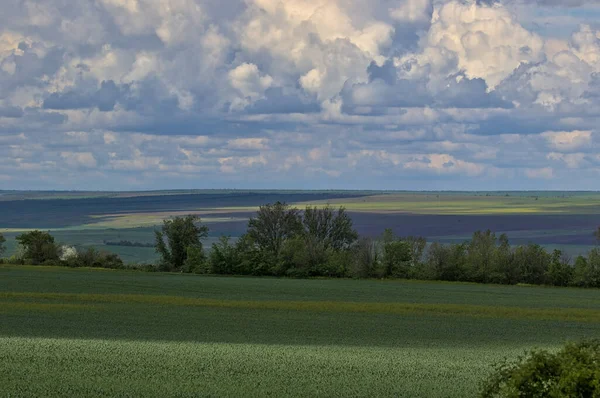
left=300, top=193, right=600, bottom=215
left=83, top=212, right=247, bottom=229
left=2, top=265, right=600, bottom=396
left=0, top=338, right=527, bottom=398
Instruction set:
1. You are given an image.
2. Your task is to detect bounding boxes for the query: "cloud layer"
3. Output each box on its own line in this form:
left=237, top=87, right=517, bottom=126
left=1, top=0, right=600, bottom=190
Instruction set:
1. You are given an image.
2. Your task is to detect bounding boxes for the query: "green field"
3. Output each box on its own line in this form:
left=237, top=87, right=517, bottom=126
left=304, top=192, right=600, bottom=215
left=1, top=266, right=600, bottom=397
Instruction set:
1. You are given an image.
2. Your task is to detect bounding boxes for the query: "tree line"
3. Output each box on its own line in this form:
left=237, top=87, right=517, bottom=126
left=2, top=201, right=600, bottom=288
left=103, top=240, right=155, bottom=248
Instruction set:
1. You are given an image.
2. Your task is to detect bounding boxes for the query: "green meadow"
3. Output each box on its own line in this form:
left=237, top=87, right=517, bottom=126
left=2, top=265, right=600, bottom=397
left=303, top=192, right=600, bottom=215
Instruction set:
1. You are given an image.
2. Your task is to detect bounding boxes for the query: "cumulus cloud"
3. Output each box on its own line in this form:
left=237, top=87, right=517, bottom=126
left=541, top=130, right=593, bottom=151
left=1, top=0, right=600, bottom=189
left=60, top=152, right=98, bottom=168
left=525, top=167, right=554, bottom=179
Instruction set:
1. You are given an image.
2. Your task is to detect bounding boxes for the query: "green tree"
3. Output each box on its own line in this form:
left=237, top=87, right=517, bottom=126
left=546, top=249, right=573, bottom=287
left=302, top=205, right=358, bottom=250
left=513, top=244, right=550, bottom=285
left=0, top=232, right=5, bottom=257
left=155, top=215, right=208, bottom=271
left=405, top=236, right=427, bottom=269
left=349, top=237, right=378, bottom=278
left=380, top=229, right=411, bottom=278
left=466, top=230, right=497, bottom=283
left=425, top=242, right=467, bottom=281
left=246, top=202, right=302, bottom=260
left=571, top=255, right=590, bottom=287
left=492, top=234, right=518, bottom=284
left=234, top=233, right=269, bottom=275
left=183, top=245, right=206, bottom=273
left=574, top=248, right=600, bottom=288
left=208, top=236, right=240, bottom=275
left=280, top=236, right=316, bottom=277
left=15, top=230, right=60, bottom=264
left=282, top=205, right=358, bottom=277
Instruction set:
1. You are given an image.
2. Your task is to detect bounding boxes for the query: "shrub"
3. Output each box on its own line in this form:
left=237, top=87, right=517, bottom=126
left=64, top=247, right=124, bottom=269
left=0, top=232, right=5, bottom=257
left=380, top=229, right=412, bottom=278
left=323, top=248, right=352, bottom=278
left=208, top=236, right=240, bottom=275
left=349, top=237, right=378, bottom=278
left=183, top=245, right=207, bottom=273
left=481, top=340, right=600, bottom=397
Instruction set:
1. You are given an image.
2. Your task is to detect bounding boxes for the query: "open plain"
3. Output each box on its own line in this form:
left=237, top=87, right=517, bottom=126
left=2, top=265, right=600, bottom=397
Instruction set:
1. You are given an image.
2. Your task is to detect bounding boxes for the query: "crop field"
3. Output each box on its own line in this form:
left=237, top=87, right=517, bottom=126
left=304, top=192, right=600, bottom=215
left=2, top=266, right=600, bottom=397
left=2, top=190, right=600, bottom=262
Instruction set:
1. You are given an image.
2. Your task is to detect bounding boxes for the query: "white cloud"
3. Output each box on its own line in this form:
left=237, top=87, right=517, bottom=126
left=404, top=153, right=485, bottom=176
left=390, top=0, right=433, bottom=23
left=541, top=130, right=592, bottom=151
left=228, top=63, right=273, bottom=108
left=525, top=167, right=554, bottom=179
left=547, top=152, right=586, bottom=168
left=60, top=152, right=97, bottom=168
left=227, top=138, right=269, bottom=150
left=398, top=1, right=544, bottom=89
left=2, top=0, right=600, bottom=189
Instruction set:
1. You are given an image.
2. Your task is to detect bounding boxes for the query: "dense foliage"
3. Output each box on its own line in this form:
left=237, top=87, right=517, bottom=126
left=8, top=230, right=124, bottom=269
left=200, top=205, right=600, bottom=288
left=0, top=232, right=5, bottom=257
left=15, top=230, right=61, bottom=264
left=154, top=215, right=208, bottom=271
left=481, top=340, right=600, bottom=397
left=62, top=247, right=124, bottom=269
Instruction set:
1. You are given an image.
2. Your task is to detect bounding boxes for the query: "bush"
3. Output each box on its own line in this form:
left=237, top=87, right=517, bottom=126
left=0, top=232, right=5, bottom=257
left=183, top=245, right=207, bottom=273
left=123, top=263, right=158, bottom=272
left=64, top=247, right=124, bottom=269
left=481, top=340, right=600, bottom=397
left=349, top=237, right=378, bottom=278
left=323, top=249, right=352, bottom=278
left=208, top=236, right=240, bottom=275
left=380, top=229, right=412, bottom=278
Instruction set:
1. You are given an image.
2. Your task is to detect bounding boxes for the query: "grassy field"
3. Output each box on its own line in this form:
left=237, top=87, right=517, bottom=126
left=303, top=192, right=600, bottom=215
left=1, top=266, right=600, bottom=397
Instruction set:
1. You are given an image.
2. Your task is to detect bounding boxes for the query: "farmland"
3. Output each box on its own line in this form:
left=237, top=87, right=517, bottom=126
left=2, top=190, right=600, bottom=263
left=1, top=265, right=600, bottom=396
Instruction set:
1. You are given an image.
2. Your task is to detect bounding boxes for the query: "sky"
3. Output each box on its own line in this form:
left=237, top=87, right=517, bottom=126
left=1, top=0, right=600, bottom=191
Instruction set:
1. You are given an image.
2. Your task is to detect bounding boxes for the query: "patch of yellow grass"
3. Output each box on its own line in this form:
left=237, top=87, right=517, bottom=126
left=2, top=292, right=600, bottom=323
left=84, top=212, right=248, bottom=229
left=0, top=301, right=97, bottom=313
left=294, top=194, right=600, bottom=215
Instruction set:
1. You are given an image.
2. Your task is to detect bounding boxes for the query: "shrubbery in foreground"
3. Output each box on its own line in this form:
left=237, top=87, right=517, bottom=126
left=481, top=340, right=600, bottom=397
